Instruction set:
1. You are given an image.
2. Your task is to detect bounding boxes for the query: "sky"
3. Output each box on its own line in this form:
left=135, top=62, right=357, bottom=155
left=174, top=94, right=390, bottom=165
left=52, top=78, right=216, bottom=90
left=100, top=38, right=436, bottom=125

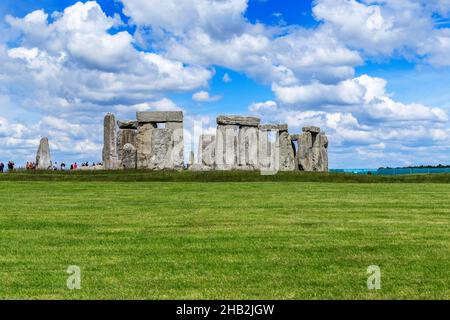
left=1, top=0, right=450, bottom=169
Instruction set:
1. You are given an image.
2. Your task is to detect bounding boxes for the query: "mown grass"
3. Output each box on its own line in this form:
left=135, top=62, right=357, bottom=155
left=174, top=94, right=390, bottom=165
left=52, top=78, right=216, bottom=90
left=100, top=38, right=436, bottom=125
left=3, top=169, right=450, bottom=183
left=0, top=176, right=449, bottom=300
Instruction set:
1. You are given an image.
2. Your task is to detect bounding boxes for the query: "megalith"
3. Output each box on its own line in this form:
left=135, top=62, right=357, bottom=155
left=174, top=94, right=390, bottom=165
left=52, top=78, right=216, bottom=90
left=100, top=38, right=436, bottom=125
left=103, top=113, right=119, bottom=169
left=117, top=120, right=137, bottom=167
left=215, top=116, right=260, bottom=170
left=258, top=124, right=295, bottom=172
left=297, top=126, right=328, bottom=172
left=122, top=143, right=137, bottom=169
left=135, top=111, right=184, bottom=170
left=36, top=137, right=52, bottom=170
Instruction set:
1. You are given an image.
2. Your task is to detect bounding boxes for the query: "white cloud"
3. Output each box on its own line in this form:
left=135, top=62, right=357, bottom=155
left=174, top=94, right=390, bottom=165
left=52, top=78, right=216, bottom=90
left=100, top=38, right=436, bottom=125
left=273, top=75, right=447, bottom=122
left=121, top=0, right=248, bottom=38
left=192, top=90, right=222, bottom=102
left=249, top=100, right=277, bottom=112
left=222, top=73, right=232, bottom=83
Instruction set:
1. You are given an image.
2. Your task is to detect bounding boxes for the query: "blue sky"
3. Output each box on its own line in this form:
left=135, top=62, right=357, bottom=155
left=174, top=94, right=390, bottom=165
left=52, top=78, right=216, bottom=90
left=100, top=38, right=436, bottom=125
left=1, top=0, right=450, bottom=168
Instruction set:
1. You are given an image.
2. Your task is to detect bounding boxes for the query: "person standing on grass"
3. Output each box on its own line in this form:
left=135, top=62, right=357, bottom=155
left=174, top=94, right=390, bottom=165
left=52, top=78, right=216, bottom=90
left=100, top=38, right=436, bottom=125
left=0, top=162, right=4, bottom=173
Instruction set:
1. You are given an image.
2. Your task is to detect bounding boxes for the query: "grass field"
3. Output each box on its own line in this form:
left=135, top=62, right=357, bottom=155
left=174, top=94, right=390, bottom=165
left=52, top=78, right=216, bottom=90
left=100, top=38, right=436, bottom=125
left=0, top=171, right=449, bottom=299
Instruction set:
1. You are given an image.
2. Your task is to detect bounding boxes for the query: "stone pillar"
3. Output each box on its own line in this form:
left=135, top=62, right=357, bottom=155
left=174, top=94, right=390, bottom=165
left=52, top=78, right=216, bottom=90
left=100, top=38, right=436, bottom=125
left=122, top=143, right=137, bottom=169
left=197, top=134, right=216, bottom=170
left=36, top=137, right=52, bottom=170
left=136, top=111, right=184, bottom=170
left=117, top=120, right=137, bottom=167
left=298, top=126, right=328, bottom=172
left=258, top=124, right=295, bottom=172
left=215, top=116, right=260, bottom=170
left=102, top=113, right=119, bottom=169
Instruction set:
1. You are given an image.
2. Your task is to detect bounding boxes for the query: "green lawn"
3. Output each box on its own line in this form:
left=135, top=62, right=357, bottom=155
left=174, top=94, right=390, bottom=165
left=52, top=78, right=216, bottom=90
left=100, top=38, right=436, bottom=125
left=0, top=178, right=449, bottom=299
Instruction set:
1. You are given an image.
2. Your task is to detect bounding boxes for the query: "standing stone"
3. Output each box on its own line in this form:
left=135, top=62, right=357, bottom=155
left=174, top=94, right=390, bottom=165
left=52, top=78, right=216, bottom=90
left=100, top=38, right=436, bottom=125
left=122, top=143, right=137, bottom=169
left=297, top=127, right=328, bottom=172
left=149, top=129, right=174, bottom=170
left=117, top=129, right=137, bottom=163
left=103, top=113, right=119, bottom=169
left=216, top=124, right=239, bottom=170
left=238, top=126, right=259, bottom=170
left=36, top=137, right=52, bottom=170
left=298, top=131, right=313, bottom=171
left=167, top=122, right=184, bottom=169
left=136, top=123, right=157, bottom=169
left=278, top=131, right=296, bottom=171
left=199, top=134, right=216, bottom=168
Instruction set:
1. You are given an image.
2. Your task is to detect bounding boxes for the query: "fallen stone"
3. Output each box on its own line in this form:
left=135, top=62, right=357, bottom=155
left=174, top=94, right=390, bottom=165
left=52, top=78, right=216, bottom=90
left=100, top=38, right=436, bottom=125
left=36, top=137, right=52, bottom=170
left=137, top=111, right=183, bottom=123
left=217, top=115, right=260, bottom=127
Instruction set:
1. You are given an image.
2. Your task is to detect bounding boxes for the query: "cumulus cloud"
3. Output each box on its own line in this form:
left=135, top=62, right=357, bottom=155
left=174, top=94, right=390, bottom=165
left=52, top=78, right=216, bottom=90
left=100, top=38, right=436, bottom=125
left=1, top=0, right=449, bottom=168
left=192, top=90, right=222, bottom=102
left=273, top=75, right=448, bottom=122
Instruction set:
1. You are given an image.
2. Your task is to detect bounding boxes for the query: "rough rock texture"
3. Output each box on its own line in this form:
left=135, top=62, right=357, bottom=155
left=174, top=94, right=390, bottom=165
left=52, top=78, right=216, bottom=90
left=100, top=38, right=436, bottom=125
left=36, top=137, right=52, bottom=170
left=149, top=128, right=174, bottom=170
left=166, top=122, right=184, bottom=169
left=278, top=131, right=296, bottom=171
left=258, top=130, right=275, bottom=171
left=302, top=126, right=321, bottom=134
left=136, top=123, right=155, bottom=169
left=199, top=134, right=216, bottom=167
left=117, top=120, right=138, bottom=129
left=122, top=143, right=137, bottom=169
left=259, top=124, right=288, bottom=131
left=216, top=125, right=239, bottom=170
left=117, top=129, right=137, bottom=164
left=137, top=111, right=183, bottom=123
left=103, top=113, right=119, bottom=169
left=238, top=126, right=259, bottom=169
left=290, top=134, right=300, bottom=141
left=217, top=116, right=260, bottom=127
left=297, top=128, right=328, bottom=172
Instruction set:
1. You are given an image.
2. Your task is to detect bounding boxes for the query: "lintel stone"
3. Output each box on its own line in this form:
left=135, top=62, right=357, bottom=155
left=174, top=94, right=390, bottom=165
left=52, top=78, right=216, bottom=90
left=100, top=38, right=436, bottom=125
left=117, top=120, right=138, bottom=129
left=217, top=115, right=260, bottom=127
left=137, top=111, right=183, bottom=123
left=259, top=124, right=288, bottom=131
left=302, top=126, right=321, bottom=134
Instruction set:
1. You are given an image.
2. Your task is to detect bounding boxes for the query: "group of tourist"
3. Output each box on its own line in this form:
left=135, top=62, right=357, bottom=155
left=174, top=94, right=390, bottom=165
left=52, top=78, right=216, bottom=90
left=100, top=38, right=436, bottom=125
left=0, top=161, right=103, bottom=172
left=0, top=161, right=15, bottom=173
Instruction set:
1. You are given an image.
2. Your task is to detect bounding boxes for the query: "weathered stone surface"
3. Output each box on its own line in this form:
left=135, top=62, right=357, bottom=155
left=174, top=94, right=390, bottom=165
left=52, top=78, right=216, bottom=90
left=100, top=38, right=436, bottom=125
left=302, top=126, right=321, bottom=134
left=258, top=130, right=276, bottom=172
left=117, top=120, right=138, bottom=129
left=136, top=123, right=155, bottom=169
left=166, top=122, right=184, bottom=169
left=199, top=134, right=216, bottom=167
left=297, top=129, right=328, bottom=172
left=215, top=125, right=239, bottom=170
left=238, top=126, right=259, bottom=169
left=122, top=143, right=137, bottom=169
left=36, top=137, right=52, bottom=170
left=259, top=124, right=288, bottom=131
left=217, top=115, right=260, bottom=127
left=137, top=111, right=183, bottom=123
left=149, top=128, right=174, bottom=170
left=298, top=132, right=313, bottom=172
left=103, top=113, right=119, bottom=169
left=278, top=131, right=296, bottom=171
left=290, top=134, right=300, bottom=141
left=117, top=129, right=137, bottom=164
